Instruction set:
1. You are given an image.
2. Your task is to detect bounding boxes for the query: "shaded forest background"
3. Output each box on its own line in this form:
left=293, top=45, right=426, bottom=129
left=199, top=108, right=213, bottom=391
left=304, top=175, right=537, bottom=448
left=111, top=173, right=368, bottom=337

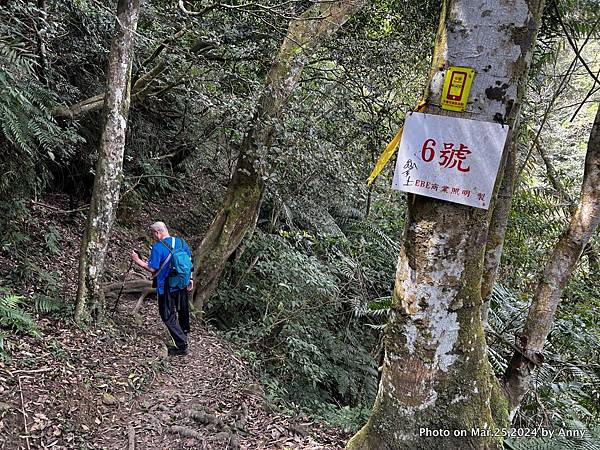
left=1, top=0, right=599, bottom=448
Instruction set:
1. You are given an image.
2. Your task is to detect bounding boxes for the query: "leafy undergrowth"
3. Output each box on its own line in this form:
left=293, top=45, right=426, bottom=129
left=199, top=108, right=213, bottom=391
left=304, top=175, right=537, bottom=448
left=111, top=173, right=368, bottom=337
left=0, top=195, right=350, bottom=449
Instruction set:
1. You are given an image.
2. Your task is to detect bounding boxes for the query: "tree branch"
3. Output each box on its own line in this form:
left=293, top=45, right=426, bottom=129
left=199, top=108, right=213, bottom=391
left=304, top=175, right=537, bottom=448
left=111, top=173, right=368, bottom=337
left=52, top=60, right=167, bottom=118
left=553, top=0, right=600, bottom=86
left=535, top=140, right=573, bottom=205
left=137, top=28, right=186, bottom=74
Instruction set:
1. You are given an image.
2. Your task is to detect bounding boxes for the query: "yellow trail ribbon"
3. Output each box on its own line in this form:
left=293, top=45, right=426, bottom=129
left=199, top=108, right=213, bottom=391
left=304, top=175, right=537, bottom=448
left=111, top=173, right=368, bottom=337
left=366, top=127, right=403, bottom=186
left=366, top=100, right=427, bottom=186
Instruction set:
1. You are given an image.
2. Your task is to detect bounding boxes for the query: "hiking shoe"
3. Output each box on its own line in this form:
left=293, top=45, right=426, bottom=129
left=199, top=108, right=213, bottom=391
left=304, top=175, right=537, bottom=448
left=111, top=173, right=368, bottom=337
left=168, top=346, right=188, bottom=356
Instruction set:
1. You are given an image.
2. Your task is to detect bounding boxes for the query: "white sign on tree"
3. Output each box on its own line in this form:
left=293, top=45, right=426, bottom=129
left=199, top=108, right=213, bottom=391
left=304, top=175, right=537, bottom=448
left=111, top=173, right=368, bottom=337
left=392, top=112, right=509, bottom=209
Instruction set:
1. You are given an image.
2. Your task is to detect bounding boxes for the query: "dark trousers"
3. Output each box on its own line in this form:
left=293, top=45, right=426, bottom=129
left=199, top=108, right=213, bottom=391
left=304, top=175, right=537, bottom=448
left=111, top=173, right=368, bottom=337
left=158, top=287, right=190, bottom=350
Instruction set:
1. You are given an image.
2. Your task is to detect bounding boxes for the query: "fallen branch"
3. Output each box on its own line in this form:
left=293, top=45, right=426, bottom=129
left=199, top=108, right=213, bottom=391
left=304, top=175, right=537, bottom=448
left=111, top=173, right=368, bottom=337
left=52, top=61, right=167, bottom=118
left=103, top=279, right=154, bottom=316
left=104, top=279, right=154, bottom=315
left=104, top=279, right=153, bottom=294
left=52, top=26, right=217, bottom=119
left=128, top=424, right=136, bottom=450
left=31, top=200, right=88, bottom=214
left=17, top=376, right=31, bottom=450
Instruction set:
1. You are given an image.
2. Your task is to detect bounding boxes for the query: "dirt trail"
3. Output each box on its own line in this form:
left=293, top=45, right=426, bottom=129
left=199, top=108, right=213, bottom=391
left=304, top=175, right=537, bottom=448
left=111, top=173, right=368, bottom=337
left=1, top=294, right=346, bottom=449
left=97, top=297, right=346, bottom=449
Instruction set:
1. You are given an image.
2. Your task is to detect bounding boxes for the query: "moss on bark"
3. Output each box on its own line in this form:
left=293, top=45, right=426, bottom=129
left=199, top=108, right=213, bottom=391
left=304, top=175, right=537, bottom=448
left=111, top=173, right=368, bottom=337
left=74, top=0, right=139, bottom=324
left=348, top=0, right=544, bottom=447
left=192, top=154, right=264, bottom=311
left=191, top=0, right=365, bottom=311
left=348, top=203, right=502, bottom=450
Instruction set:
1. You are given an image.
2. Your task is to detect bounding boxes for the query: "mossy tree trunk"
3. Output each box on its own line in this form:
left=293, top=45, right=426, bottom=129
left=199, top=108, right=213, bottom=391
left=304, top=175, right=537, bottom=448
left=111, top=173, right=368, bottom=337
left=347, top=1, right=544, bottom=449
left=191, top=0, right=365, bottom=311
left=503, top=103, right=600, bottom=417
left=481, top=138, right=518, bottom=323
left=74, top=0, right=140, bottom=324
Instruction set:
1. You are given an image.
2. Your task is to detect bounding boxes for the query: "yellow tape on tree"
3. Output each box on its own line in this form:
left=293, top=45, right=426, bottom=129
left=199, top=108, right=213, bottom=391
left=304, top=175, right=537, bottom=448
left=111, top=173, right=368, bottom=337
left=366, top=127, right=403, bottom=186
left=366, top=101, right=426, bottom=186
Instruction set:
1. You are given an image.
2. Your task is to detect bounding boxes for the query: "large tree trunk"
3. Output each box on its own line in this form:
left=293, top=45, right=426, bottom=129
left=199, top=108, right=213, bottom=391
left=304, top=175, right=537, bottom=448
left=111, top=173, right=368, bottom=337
left=74, top=0, right=140, bottom=324
left=503, top=103, right=600, bottom=417
left=191, top=0, right=365, bottom=311
left=347, top=1, right=544, bottom=449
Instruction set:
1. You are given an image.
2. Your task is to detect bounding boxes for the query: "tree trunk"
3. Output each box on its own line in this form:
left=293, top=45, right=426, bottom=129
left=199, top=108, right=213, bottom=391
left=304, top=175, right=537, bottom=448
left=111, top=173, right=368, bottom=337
left=348, top=1, right=544, bottom=448
left=503, top=103, right=600, bottom=417
left=191, top=0, right=365, bottom=311
left=74, top=0, right=140, bottom=324
left=481, top=138, right=518, bottom=323
left=34, top=0, right=48, bottom=84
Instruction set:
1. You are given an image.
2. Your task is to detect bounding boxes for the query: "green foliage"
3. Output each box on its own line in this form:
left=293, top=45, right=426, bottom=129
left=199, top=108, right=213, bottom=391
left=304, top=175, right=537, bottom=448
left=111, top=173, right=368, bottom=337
left=43, top=226, right=62, bottom=255
left=0, top=290, right=40, bottom=360
left=314, top=404, right=373, bottom=434
left=210, top=203, right=403, bottom=429
left=488, top=284, right=600, bottom=431
left=502, top=31, right=600, bottom=436
left=0, top=70, right=60, bottom=156
left=503, top=183, right=568, bottom=289
left=0, top=294, right=39, bottom=336
left=0, top=0, right=597, bottom=443
left=34, top=294, right=67, bottom=315
left=5, top=253, right=69, bottom=318
left=0, top=5, right=84, bottom=237
left=212, top=230, right=376, bottom=409
left=505, top=425, right=600, bottom=450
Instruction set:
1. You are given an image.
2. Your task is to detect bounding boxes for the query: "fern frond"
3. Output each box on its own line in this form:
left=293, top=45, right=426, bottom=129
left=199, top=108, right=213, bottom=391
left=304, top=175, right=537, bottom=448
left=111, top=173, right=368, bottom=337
left=34, top=294, right=63, bottom=314
left=0, top=293, right=39, bottom=336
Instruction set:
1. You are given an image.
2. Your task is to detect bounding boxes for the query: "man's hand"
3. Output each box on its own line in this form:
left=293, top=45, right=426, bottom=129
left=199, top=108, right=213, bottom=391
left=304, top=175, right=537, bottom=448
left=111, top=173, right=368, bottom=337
left=130, top=250, right=141, bottom=264
left=130, top=250, right=156, bottom=275
left=187, top=279, right=194, bottom=292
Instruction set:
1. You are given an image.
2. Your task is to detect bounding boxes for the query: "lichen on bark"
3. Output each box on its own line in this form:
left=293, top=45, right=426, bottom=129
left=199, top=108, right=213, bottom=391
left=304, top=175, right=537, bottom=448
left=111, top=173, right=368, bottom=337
left=348, top=0, right=544, bottom=448
left=74, top=0, right=140, bottom=324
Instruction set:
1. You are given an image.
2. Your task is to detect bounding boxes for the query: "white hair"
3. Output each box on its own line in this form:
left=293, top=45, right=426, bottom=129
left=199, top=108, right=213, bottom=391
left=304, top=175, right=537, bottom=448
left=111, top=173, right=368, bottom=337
left=149, top=221, right=168, bottom=233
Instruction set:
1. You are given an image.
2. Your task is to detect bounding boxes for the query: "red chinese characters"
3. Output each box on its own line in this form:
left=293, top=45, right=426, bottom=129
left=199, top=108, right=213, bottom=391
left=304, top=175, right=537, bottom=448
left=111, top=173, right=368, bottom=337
left=420, top=139, right=471, bottom=172
left=421, top=139, right=436, bottom=162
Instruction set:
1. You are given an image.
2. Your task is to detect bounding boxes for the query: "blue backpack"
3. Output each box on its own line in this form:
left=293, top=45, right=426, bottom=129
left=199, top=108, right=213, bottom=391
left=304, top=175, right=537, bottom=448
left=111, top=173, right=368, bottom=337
left=160, top=237, right=193, bottom=290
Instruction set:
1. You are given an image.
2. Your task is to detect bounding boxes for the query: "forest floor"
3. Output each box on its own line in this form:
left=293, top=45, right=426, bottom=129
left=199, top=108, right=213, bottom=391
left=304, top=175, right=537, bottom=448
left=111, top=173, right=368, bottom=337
left=0, top=193, right=349, bottom=449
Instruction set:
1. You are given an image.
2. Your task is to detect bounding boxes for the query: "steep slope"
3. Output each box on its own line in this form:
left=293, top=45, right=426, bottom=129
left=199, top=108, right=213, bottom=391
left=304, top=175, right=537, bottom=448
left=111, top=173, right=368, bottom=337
left=0, top=193, right=348, bottom=449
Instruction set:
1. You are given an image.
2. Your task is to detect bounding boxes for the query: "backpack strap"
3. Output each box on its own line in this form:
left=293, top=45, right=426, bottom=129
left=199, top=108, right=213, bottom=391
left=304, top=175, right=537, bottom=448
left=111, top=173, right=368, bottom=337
left=153, top=237, right=175, bottom=278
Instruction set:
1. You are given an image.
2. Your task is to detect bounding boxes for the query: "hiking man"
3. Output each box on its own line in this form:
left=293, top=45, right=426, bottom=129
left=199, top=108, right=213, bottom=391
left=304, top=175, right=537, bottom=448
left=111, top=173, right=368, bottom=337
left=131, top=221, right=193, bottom=356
